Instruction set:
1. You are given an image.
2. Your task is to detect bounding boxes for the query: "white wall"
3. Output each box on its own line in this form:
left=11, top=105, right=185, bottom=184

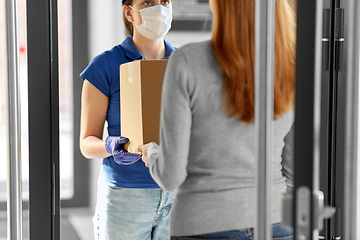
left=88, top=0, right=126, bottom=59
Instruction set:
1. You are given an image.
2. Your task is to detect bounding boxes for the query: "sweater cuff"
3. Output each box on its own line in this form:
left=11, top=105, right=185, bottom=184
left=147, top=142, right=160, bottom=166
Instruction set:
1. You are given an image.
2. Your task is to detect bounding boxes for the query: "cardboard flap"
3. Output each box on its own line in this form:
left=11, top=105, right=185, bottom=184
left=120, top=61, right=143, bottom=153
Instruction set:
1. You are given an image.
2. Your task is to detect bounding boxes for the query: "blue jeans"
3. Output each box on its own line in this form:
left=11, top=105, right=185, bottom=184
left=171, top=224, right=293, bottom=240
left=93, top=177, right=175, bottom=240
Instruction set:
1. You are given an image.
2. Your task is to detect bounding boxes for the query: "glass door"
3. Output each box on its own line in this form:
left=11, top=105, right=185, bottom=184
left=3, top=0, right=91, bottom=239
left=288, top=0, right=359, bottom=239
left=319, top=0, right=359, bottom=239
left=26, top=0, right=91, bottom=238
left=320, top=0, right=345, bottom=238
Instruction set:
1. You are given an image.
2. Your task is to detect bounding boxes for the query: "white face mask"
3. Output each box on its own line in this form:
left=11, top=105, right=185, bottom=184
left=130, top=5, right=172, bottom=40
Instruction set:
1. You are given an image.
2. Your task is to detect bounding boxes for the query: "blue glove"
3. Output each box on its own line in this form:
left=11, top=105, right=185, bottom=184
left=105, top=136, right=142, bottom=165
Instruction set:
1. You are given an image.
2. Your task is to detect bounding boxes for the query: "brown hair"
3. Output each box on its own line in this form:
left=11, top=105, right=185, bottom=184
left=123, top=0, right=134, bottom=35
left=211, top=0, right=296, bottom=122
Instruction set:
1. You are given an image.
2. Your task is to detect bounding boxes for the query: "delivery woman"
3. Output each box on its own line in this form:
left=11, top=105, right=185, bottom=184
left=138, top=0, right=296, bottom=239
left=79, top=0, right=175, bottom=239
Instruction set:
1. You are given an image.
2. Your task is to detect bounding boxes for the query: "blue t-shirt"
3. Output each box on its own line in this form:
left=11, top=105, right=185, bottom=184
left=80, top=35, right=175, bottom=188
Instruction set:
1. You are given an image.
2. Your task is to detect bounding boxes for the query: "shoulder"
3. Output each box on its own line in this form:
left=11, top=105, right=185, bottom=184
left=164, top=39, right=176, bottom=56
left=276, top=108, right=294, bottom=123
left=274, top=108, right=295, bottom=136
left=89, top=45, right=124, bottom=67
left=173, top=41, right=211, bottom=57
left=104, top=45, right=127, bottom=63
left=168, top=41, right=219, bottom=77
left=80, top=44, right=126, bottom=90
left=168, top=41, right=212, bottom=67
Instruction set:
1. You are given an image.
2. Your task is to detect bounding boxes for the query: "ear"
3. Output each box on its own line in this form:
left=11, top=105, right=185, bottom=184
left=123, top=5, right=134, bottom=22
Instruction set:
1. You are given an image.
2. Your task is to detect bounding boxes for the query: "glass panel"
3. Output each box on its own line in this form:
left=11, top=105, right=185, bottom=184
left=1, top=0, right=75, bottom=238
left=19, top=0, right=29, bottom=236
left=0, top=0, right=30, bottom=203
left=0, top=0, right=7, bottom=205
left=0, top=0, right=29, bottom=238
left=58, top=0, right=74, bottom=200
left=0, top=0, right=7, bottom=233
left=0, top=0, right=76, bottom=203
left=19, top=0, right=29, bottom=203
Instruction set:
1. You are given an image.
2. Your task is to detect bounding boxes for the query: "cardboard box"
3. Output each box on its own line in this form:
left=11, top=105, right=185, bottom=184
left=120, top=60, right=168, bottom=154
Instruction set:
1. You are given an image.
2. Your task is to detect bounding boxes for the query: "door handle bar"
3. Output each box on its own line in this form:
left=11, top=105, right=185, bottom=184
left=6, top=0, right=23, bottom=239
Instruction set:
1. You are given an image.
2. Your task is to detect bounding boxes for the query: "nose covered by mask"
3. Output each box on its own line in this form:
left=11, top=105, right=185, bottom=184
left=130, top=5, right=172, bottom=40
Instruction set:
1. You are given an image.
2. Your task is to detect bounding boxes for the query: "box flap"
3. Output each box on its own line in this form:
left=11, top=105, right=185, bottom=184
left=120, top=61, right=143, bottom=153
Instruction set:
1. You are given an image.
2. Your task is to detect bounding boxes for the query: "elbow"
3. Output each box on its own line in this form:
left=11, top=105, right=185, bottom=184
left=79, top=139, right=91, bottom=159
left=80, top=150, right=91, bottom=160
left=147, top=147, right=188, bottom=191
left=151, top=169, right=187, bottom=192
left=79, top=146, right=89, bottom=159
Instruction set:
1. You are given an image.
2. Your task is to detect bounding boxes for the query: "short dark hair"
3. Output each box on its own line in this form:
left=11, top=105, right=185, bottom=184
left=123, top=0, right=134, bottom=35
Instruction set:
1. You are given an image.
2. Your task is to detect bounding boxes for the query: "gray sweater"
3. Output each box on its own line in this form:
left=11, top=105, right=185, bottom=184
left=148, top=41, right=294, bottom=237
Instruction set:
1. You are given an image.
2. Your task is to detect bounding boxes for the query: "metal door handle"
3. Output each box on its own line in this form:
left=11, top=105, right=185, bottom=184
left=282, top=187, right=336, bottom=238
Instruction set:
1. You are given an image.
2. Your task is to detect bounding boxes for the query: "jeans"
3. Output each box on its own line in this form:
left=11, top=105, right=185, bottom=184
left=93, top=177, right=175, bottom=240
left=171, top=224, right=293, bottom=240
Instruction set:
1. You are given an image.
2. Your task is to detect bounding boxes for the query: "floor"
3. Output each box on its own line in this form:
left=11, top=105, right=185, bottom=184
left=65, top=208, right=94, bottom=240
left=0, top=208, right=94, bottom=240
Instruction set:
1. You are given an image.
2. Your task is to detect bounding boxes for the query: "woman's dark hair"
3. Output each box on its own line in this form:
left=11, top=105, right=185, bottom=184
left=123, top=0, right=134, bottom=35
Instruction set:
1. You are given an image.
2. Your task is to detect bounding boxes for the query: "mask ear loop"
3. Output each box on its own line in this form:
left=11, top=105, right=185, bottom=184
left=129, top=5, right=140, bottom=12
left=128, top=5, right=143, bottom=28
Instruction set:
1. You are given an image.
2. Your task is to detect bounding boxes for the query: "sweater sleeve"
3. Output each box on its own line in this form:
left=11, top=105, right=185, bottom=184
left=147, top=50, right=192, bottom=192
left=281, top=121, right=295, bottom=193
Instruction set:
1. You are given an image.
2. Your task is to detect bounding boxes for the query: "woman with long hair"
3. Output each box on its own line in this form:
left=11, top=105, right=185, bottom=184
left=138, top=0, right=296, bottom=239
left=79, top=0, right=175, bottom=239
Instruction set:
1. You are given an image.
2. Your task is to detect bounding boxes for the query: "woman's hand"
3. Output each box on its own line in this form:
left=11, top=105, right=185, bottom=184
left=137, top=143, right=153, bottom=167
left=105, top=136, right=142, bottom=165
